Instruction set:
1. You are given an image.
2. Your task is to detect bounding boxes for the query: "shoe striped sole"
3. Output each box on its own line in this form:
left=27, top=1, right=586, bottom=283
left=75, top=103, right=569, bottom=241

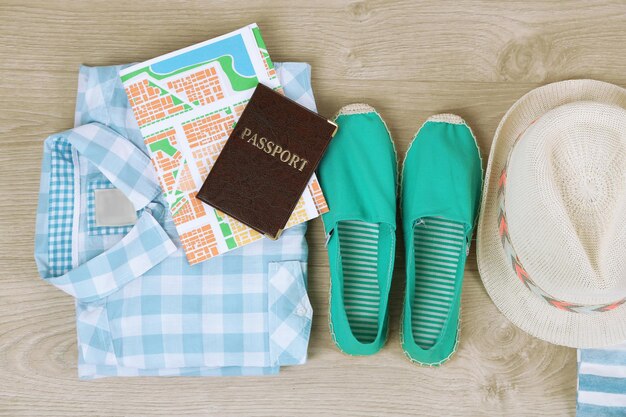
left=338, top=220, right=381, bottom=343
left=412, top=217, right=464, bottom=349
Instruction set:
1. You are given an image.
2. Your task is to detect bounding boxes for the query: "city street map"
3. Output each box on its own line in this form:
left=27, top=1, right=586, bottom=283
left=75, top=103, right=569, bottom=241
left=121, top=24, right=328, bottom=265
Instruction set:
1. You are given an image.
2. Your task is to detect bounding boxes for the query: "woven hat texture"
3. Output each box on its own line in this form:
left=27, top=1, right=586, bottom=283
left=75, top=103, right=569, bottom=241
left=477, top=79, right=626, bottom=348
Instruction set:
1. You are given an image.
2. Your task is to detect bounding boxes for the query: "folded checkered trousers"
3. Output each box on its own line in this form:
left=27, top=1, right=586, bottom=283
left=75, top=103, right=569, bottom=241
left=34, top=62, right=316, bottom=379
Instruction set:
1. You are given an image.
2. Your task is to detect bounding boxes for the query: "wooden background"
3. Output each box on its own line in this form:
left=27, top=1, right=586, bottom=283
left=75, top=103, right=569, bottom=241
left=1, top=1, right=624, bottom=415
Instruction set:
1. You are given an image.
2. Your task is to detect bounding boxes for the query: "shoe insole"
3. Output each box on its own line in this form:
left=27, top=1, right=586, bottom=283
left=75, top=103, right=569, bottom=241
left=412, top=217, right=464, bottom=349
left=338, top=220, right=381, bottom=343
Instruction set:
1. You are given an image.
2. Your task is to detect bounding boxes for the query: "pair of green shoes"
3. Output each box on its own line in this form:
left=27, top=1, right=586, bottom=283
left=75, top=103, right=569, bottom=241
left=318, top=104, right=483, bottom=365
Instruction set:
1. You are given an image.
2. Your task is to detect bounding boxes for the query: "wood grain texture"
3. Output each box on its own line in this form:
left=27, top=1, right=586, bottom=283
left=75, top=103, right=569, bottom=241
left=1, top=0, right=624, bottom=415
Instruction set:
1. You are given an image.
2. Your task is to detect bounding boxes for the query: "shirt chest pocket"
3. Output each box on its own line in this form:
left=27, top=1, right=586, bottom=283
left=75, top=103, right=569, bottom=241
left=267, top=260, right=313, bottom=366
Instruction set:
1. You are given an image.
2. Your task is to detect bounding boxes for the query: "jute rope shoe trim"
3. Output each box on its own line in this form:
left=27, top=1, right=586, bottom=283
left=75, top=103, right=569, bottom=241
left=320, top=103, right=397, bottom=356
left=400, top=115, right=483, bottom=366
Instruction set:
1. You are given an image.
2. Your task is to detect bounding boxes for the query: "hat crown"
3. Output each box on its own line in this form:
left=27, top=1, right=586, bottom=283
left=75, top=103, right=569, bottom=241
left=505, top=102, right=626, bottom=304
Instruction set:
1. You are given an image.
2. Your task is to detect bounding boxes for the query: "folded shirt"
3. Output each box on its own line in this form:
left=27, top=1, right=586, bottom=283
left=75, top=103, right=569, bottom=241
left=35, top=62, right=315, bottom=379
left=578, top=342, right=626, bottom=415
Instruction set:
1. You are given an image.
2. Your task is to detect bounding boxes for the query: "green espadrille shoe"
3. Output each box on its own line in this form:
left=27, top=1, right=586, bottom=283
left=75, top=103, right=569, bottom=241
left=318, top=104, right=397, bottom=356
left=400, top=114, right=483, bottom=365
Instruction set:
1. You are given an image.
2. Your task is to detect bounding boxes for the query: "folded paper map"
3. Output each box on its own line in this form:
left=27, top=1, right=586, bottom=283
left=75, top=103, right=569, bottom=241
left=120, top=23, right=328, bottom=264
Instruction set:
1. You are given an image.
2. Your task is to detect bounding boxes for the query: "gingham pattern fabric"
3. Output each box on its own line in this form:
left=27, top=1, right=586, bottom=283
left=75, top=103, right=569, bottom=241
left=578, top=342, right=626, bottom=415
left=275, top=63, right=317, bottom=112
left=35, top=62, right=315, bottom=379
left=46, top=138, right=75, bottom=276
left=268, top=261, right=313, bottom=366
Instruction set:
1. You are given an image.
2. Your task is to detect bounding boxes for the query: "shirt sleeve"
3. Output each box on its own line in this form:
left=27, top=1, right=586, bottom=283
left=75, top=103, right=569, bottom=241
left=45, top=211, right=176, bottom=303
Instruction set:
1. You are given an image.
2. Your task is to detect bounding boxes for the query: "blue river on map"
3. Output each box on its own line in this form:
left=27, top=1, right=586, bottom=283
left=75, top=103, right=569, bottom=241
left=150, top=33, right=255, bottom=77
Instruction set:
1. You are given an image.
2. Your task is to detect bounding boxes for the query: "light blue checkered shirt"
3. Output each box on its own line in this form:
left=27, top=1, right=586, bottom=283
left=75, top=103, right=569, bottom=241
left=35, top=62, right=315, bottom=379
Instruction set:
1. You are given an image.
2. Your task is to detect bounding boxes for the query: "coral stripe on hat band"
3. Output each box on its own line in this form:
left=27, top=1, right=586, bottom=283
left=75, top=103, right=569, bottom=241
left=497, top=167, right=626, bottom=314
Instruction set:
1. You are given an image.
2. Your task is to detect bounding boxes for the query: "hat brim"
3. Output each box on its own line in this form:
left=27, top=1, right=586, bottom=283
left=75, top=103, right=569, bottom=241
left=477, top=79, right=626, bottom=348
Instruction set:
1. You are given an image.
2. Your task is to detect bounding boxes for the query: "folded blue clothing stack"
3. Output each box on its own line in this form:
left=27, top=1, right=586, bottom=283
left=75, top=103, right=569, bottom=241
left=578, top=343, right=626, bottom=416
left=35, top=62, right=315, bottom=379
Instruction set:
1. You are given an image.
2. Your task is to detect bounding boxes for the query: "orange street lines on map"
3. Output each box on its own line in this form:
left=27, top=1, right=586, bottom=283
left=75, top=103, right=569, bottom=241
left=167, top=67, right=225, bottom=105
left=121, top=23, right=329, bottom=265
left=126, top=79, right=188, bottom=127
left=308, top=180, right=329, bottom=214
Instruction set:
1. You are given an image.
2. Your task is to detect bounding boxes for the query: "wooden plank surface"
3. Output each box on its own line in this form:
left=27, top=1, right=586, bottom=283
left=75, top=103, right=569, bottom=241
left=1, top=1, right=624, bottom=415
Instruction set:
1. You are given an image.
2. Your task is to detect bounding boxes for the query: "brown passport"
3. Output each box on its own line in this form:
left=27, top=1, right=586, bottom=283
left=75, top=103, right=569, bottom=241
left=196, top=83, right=337, bottom=239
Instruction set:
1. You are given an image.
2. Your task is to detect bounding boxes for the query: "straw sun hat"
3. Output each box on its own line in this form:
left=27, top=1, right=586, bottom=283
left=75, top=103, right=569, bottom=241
left=477, top=79, right=626, bottom=348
